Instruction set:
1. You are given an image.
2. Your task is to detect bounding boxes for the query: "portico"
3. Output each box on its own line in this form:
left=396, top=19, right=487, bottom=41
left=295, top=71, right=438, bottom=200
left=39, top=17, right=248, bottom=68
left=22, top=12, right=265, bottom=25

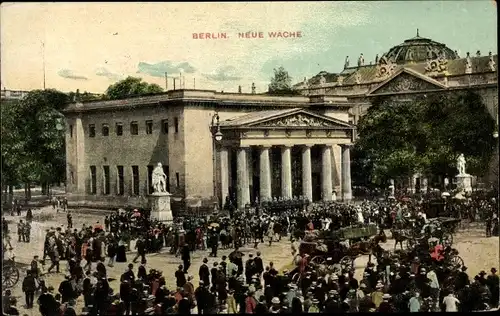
left=215, top=108, right=355, bottom=209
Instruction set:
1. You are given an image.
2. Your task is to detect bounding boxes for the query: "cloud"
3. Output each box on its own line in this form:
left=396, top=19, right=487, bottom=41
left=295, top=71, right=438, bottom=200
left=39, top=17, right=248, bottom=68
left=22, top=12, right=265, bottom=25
left=136, top=61, right=197, bottom=77
left=202, top=66, right=242, bottom=82
left=95, top=67, right=123, bottom=81
left=57, top=69, right=88, bottom=80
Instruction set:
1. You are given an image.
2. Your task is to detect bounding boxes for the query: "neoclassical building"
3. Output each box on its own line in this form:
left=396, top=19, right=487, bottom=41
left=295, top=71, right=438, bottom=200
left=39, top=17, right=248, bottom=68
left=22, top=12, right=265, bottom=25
left=63, top=32, right=498, bottom=209
left=294, top=31, right=497, bottom=125
left=63, top=91, right=359, bottom=209
left=293, top=31, right=498, bottom=188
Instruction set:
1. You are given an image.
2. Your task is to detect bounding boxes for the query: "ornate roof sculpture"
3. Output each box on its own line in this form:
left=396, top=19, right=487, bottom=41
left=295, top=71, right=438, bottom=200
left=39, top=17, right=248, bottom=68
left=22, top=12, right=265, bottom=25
left=381, top=29, right=458, bottom=64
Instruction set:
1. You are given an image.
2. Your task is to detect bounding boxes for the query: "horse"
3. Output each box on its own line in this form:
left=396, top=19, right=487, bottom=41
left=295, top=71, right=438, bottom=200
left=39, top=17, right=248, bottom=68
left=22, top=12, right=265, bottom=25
left=390, top=228, right=410, bottom=250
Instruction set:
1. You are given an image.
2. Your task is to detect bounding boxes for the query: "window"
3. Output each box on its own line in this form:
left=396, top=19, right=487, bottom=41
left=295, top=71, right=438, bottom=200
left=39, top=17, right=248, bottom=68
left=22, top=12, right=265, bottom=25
left=89, top=124, right=96, bottom=138
left=163, top=165, right=170, bottom=192
left=174, top=117, right=179, bottom=133
left=103, top=165, right=110, bottom=195
left=116, top=123, right=123, bottom=136
left=147, top=165, right=154, bottom=194
left=146, top=120, right=153, bottom=135
left=176, top=172, right=180, bottom=188
left=130, top=121, right=139, bottom=135
left=90, top=166, right=97, bottom=194
left=162, top=119, right=169, bottom=134
left=132, top=166, right=139, bottom=195
left=69, top=125, right=73, bottom=138
left=117, top=166, right=124, bottom=195
left=102, top=124, right=109, bottom=136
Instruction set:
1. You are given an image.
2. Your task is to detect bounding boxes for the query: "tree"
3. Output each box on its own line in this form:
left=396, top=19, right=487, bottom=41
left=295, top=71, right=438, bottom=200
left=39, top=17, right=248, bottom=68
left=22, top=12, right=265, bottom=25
left=105, top=76, right=163, bottom=100
left=268, top=66, right=300, bottom=95
left=353, top=91, right=496, bottom=189
left=1, top=89, right=69, bottom=199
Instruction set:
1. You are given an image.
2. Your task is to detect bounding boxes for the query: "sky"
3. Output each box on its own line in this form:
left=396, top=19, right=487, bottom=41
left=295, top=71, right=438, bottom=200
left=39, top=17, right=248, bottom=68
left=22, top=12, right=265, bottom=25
left=1, top=1, right=497, bottom=94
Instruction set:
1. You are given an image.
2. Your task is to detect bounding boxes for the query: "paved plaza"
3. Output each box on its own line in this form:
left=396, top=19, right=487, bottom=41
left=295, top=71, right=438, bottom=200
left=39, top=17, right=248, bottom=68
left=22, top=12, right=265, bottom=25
left=3, top=206, right=498, bottom=315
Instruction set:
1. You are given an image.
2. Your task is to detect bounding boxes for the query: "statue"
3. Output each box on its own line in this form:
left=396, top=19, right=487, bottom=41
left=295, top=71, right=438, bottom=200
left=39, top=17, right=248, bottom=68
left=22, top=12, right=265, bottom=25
left=238, top=85, right=242, bottom=93
left=344, top=56, right=350, bottom=69
left=152, top=162, right=168, bottom=193
left=457, top=154, right=466, bottom=175
left=251, top=83, right=256, bottom=94
left=488, top=51, right=496, bottom=71
left=465, top=52, right=472, bottom=74
left=358, top=53, right=364, bottom=67
left=319, top=74, right=326, bottom=86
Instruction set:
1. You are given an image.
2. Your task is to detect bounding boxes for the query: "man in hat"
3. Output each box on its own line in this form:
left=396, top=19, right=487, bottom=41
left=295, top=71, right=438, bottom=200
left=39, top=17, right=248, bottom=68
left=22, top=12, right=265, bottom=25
left=199, top=258, right=210, bottom=286
left=181, top=243, right=191, bottom=273
left=132, top=235, right=147, bottom=264
left=22, top=270, right=37, bottom=309
left=269, top=297, right=281, bottom=313
left=37, top=286, right=58, bottom=316
left=455, top=266, right=470, bottom=291
left=176, top=264, right=187, bottom=288
left=195, top=281, right=209, bottom=314
left=378, top=293, right=394, bottom=312
left=245, top=254, right=255, bottom=285
left=254, top=251, right=264, bottom=280
left=486, top=267, right=499, bottom=308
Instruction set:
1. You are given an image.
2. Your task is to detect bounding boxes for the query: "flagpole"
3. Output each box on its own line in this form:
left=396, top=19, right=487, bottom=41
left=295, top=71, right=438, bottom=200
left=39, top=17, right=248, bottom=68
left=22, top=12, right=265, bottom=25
left=42, top=41, right=46, bottom=89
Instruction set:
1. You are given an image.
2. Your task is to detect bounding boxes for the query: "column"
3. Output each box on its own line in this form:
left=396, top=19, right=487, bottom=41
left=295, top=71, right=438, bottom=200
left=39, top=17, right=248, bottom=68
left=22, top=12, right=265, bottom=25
left=321, top=145, right=333, bottom=201
left=141, top=166, right=148, bottom=196
left=74, top=116, right=86, bottom=193
left=259, top=146, right=272, bottom=202
left=301, top=145, right=313, bottom=201
left=421, top=177, right=428, bottom=193
left=341, top=144, right=353, bottom=201
left=236, top=146, right=250, bottom=209
left=220, top=147, right=229, bottom=205
left=281, top=146, right=293, bottom=199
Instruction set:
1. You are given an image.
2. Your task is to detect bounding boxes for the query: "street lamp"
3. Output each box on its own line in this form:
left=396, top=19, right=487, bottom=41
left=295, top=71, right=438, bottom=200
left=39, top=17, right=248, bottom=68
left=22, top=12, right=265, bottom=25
left=211, top=112, right=223, bottom=209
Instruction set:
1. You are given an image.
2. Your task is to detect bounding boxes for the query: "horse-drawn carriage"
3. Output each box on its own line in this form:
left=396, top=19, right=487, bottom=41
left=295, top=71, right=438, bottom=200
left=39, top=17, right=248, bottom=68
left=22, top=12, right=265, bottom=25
left=391, top=217, right=458, bottom=250
left=294, top=224, right=385, bottom=272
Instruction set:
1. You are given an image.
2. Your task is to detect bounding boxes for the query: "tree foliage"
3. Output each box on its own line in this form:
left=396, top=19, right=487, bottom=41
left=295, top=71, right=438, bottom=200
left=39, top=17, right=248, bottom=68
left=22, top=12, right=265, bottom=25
left=105, top=76, right=163, bottom=100
left=1, top=89, right=68, bottom=190
left=268, top=66, right=300, bottom=95
left=353, top=91, right=496, bottom=187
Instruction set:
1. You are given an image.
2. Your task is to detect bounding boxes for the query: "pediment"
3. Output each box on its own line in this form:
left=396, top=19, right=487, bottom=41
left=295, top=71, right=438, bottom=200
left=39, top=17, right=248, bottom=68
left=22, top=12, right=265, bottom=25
left=248, top=111, right=352, bottom=129
left=368, top=68, right=447, bottom=95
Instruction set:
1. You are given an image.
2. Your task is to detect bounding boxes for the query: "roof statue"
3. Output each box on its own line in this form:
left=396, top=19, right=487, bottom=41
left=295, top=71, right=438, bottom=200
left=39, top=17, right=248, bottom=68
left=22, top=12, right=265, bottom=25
left=344, top=56, right=350, bottom=69
left=251, top=83, right=256, bottom=94
left=375, top=54, right=379, bottom=64
left=476, top=50, right=481, bottom=57
left=357, top=53, right=364, bottom=67
left=337, top=75, right=344, bottom=86
left=488, top=51, right=496, bottom=72
left=465, top=52, right=472, bottom=74
left=319, top=74, right=326, bottom=86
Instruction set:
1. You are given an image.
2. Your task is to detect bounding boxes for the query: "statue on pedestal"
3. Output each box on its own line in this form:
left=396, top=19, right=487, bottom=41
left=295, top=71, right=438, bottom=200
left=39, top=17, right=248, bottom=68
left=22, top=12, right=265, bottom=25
left=152, top=162, right=168, bottom=193
left=457, top=154, right=466, bottom=175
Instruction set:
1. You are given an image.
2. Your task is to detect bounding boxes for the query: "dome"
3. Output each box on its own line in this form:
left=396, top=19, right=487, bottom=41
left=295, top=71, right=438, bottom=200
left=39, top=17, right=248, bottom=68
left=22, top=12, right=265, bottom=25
left=381, top=30, right=458, bottom=64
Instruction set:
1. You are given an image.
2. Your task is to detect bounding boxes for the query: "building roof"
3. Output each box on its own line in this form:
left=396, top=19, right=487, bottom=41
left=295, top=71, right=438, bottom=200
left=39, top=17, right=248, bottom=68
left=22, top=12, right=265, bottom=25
left=381, top=30, right=458, bottom=64
left=219, top=108, right=354, bottom=129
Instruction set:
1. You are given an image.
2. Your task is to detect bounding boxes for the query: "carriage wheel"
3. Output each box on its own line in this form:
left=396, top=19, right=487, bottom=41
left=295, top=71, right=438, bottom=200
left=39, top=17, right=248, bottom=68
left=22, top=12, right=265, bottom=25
left=441, top=232, right=453, bottom=247
left=291, top=272, right=300, bottom=284
left=311, top=256, right=325, bottom=265
left=406, top=238, right=416, bottom=249
left=2, top=266, right=19, bottom=289
left=450, top=255, right=464, bottom=269
left=340, top=256, right=354, bottom=272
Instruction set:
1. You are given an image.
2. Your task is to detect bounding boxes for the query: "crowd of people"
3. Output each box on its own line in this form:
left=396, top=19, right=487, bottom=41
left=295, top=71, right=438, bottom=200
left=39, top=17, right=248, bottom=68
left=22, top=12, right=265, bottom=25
left=1, top=192, right=499, bottom=315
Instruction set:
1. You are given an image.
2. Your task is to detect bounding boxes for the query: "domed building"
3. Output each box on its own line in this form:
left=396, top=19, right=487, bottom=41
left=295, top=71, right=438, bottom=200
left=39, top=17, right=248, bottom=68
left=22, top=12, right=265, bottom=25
left=381, top=29, right=459, bottom=64
left=294, top=31, right=498, bottom=190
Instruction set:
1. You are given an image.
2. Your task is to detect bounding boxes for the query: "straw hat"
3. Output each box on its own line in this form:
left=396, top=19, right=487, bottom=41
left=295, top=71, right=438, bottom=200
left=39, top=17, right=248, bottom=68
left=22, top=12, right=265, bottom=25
left=271, top=297, right=280, bottom=304
left=383, top=293, right=391, bottom=299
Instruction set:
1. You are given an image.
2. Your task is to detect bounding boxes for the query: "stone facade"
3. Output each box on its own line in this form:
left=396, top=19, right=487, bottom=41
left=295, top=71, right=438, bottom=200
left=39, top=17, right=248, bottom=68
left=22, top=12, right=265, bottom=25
left=63, top=91, right=357, bottom=209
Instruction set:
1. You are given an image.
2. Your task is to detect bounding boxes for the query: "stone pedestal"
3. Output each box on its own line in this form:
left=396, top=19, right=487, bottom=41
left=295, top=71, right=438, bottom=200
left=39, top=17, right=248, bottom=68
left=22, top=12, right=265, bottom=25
left=456, top=174, right=473, bottom=193
left=149, top=192, right=173, bottom=222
